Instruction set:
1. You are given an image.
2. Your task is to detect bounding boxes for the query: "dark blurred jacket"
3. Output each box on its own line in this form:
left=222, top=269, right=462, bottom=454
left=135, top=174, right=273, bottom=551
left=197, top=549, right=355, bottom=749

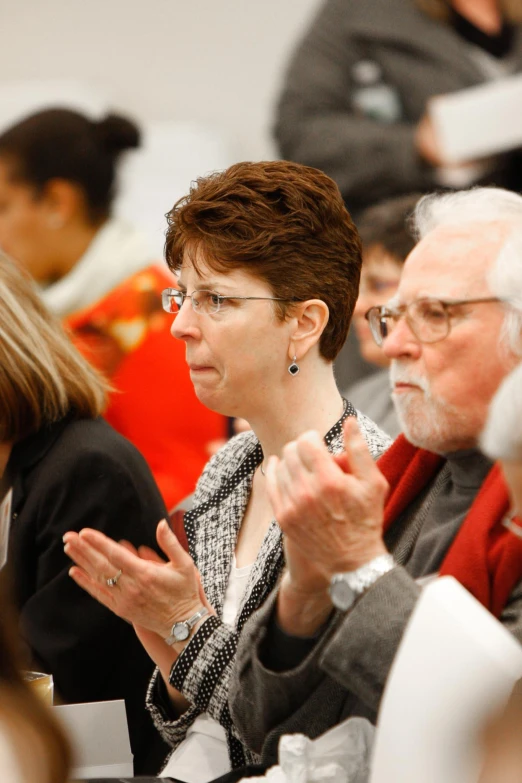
left=275, top=0, right=522, bottom=215
left=6, top=416, right=170, bottom=774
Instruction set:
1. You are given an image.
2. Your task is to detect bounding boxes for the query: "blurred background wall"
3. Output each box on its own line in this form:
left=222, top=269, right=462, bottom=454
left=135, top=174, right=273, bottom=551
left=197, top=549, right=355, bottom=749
left=0, top=0, right=321, bottom=161
left=0, top=0, right=323, bottom=252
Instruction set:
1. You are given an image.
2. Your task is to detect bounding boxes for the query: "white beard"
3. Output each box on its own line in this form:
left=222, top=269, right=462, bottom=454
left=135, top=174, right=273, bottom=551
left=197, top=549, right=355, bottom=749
left=390, top=362, right=475, bottom=453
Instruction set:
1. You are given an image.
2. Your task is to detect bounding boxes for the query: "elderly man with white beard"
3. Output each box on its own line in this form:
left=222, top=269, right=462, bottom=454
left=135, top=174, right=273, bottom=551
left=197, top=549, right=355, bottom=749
left=228, top=187, right=522, bottom=765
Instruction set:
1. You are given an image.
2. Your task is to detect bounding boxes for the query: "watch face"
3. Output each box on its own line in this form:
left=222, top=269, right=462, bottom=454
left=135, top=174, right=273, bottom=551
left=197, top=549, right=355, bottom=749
left=330, top=577, right=355, bottom=612
left=173, top=622, right=190, bottom=642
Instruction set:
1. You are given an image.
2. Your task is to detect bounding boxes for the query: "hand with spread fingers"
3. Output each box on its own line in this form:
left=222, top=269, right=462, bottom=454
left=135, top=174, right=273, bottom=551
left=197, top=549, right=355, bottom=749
left=63, top=519, right=211, bottom=644
left=266, top=417, right=389, bottom=578
left=266, top=417, right=390, bottom=635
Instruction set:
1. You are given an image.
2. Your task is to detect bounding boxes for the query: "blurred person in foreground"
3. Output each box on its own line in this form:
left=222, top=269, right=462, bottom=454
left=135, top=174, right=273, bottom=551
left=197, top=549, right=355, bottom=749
left=228, top=186, right=522, bottom=764
left=0, top=255, right=169, bottom=773
left=482, top=360, right=522, bottom=513
left=275, top=0, right=522, bottom=216
left=62, top=160, right=392, bottom=782
left=344, top=193, right=421, bottom=437
left=0, top=575, right=71, bottom=783
left=479, top=360, right=522, bottom=783
left=0, top=108, right=225, bottom=509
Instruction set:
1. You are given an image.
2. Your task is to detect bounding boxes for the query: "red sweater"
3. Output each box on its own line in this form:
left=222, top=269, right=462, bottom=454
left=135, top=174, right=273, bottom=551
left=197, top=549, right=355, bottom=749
left=65, top=265, right=226, bottom=509
left=378, top=435, right=522, bottom=618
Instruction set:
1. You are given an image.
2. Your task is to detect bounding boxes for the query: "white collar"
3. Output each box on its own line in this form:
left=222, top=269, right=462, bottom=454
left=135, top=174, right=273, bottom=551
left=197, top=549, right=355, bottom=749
left=40, top=217, right=155, bottom=317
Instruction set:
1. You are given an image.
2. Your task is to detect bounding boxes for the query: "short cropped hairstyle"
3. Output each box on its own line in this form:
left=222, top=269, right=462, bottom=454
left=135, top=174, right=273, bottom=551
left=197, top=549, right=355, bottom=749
left=356, top=193, right=421, bottom=264
left=164, top=160, right=362, bottom=361
left=0, top=255, right=107, bottom=441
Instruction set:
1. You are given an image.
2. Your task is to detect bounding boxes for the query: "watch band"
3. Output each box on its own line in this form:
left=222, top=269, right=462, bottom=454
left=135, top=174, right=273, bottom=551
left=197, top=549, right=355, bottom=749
left=164, top=606, right=209, bottom=646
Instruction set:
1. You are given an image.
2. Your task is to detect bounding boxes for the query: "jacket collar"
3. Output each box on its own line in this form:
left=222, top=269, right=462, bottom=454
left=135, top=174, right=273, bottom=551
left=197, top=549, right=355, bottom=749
left=7, top=416, right=75, bottom=514
left=40, top=218, right=153, bottom=318
left=185, top=400, right=355, bottom=619
left=8, top=416, right=73, bottom=475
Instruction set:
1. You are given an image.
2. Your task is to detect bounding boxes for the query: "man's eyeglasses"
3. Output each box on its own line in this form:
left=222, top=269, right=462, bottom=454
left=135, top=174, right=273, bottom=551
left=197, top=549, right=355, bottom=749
left=365, top=296, right=504, bottom=347
left=162, top=288, right=297, bottom=315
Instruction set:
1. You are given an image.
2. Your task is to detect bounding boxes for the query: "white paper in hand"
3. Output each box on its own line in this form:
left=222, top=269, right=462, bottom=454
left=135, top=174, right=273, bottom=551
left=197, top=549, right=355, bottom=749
left=429, top=74, right=522, bottom=163
left=370, top=576, right=522, bottom=783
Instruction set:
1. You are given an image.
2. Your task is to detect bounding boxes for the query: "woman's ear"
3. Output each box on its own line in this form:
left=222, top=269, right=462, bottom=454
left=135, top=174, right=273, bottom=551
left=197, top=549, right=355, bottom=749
left=289, top=299, right=329, bottom=360
left=41, top=179, right=86, bottom=227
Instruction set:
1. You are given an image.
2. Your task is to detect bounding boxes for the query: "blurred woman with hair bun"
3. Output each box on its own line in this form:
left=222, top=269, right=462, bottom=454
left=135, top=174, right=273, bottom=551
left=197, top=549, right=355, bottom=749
left=0, top=107, right=225, bottom=509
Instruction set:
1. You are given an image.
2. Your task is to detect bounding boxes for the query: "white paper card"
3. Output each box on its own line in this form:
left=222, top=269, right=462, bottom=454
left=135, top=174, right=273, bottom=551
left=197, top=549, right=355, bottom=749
left=53, top=699, right=133, bottom=779
left=0, top=488, right=12, bottom=570
left=370, top=577, right=522, bottom=783
left=429, top=74, right=522, bottom=163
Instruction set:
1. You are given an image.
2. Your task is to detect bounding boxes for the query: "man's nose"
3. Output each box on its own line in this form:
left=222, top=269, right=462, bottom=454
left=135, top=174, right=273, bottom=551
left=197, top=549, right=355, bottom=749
left=382, top=315, right=421, bottom=360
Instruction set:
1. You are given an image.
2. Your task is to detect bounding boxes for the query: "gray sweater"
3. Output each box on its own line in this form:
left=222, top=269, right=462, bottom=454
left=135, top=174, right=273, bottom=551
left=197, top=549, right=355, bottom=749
left=229, top=449, right=522, bottom=762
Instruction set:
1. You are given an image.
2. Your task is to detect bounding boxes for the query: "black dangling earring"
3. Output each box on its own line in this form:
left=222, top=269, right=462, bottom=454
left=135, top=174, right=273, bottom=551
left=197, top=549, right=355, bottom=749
left=288, top=355, right=300, bottom=376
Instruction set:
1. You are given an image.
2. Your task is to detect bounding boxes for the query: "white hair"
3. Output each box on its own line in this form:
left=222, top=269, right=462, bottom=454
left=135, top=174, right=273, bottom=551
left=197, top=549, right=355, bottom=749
left=481, top=362, right=522, bottom=461
left=411, top=187, right=522, bottom=355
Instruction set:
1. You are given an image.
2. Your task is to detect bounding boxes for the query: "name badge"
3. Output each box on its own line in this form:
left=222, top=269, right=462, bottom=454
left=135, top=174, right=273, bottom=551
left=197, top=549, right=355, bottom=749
left=0, top=488, right=13, bottom=569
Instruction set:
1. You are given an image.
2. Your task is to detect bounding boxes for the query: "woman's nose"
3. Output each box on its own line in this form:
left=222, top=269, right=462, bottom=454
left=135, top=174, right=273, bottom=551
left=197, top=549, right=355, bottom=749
left=170, top=298, right=200, bottom=341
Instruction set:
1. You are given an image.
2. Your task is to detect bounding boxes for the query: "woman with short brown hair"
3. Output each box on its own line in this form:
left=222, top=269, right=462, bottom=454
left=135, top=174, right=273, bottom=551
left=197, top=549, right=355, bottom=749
left=64, top=160, right=392, bottom=781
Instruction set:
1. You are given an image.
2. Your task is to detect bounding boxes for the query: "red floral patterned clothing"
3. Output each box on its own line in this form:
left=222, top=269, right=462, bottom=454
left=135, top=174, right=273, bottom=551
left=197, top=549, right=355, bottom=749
left=65, top=264, right=226, bottom=508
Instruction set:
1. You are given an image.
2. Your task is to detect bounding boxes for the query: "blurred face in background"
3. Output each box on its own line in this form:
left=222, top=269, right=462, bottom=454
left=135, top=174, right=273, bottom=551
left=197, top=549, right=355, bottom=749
left=352, top=243, right=403, bottom=367
left=0, top=158, right=64, bottom=282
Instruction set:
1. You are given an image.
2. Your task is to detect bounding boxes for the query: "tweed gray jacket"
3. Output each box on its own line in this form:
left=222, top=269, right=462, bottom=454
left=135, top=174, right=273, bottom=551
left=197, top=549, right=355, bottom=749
left=146, top=402, right=391, bottom=769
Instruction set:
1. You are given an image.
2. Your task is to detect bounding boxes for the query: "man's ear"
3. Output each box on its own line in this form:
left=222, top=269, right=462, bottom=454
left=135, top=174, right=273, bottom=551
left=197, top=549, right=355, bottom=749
left=40, top=178, right=86, bottom=227
left=288, top=299, right=329, bottom=360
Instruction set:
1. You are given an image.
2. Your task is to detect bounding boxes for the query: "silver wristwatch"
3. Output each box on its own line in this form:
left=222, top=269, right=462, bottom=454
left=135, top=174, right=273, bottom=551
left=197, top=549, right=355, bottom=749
left=164, top=607, right=209, bottom=645
left=329, top=553, right=395, bottom=611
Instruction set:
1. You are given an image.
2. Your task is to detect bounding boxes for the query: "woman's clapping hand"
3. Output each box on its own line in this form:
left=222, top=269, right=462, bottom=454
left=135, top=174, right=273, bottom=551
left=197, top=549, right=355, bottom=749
left=63, top=519, right=212, bottom=640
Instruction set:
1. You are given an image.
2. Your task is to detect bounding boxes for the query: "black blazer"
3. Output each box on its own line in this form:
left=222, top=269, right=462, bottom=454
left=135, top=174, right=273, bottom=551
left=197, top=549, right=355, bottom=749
left=6, top=415, right=170, bottom=774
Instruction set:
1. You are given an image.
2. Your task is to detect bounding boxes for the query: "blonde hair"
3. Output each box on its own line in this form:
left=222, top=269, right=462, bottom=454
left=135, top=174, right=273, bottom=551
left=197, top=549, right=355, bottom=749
left=0, top=255, right=107, bottom=441
left=416, top=0, right=522, bottom=23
